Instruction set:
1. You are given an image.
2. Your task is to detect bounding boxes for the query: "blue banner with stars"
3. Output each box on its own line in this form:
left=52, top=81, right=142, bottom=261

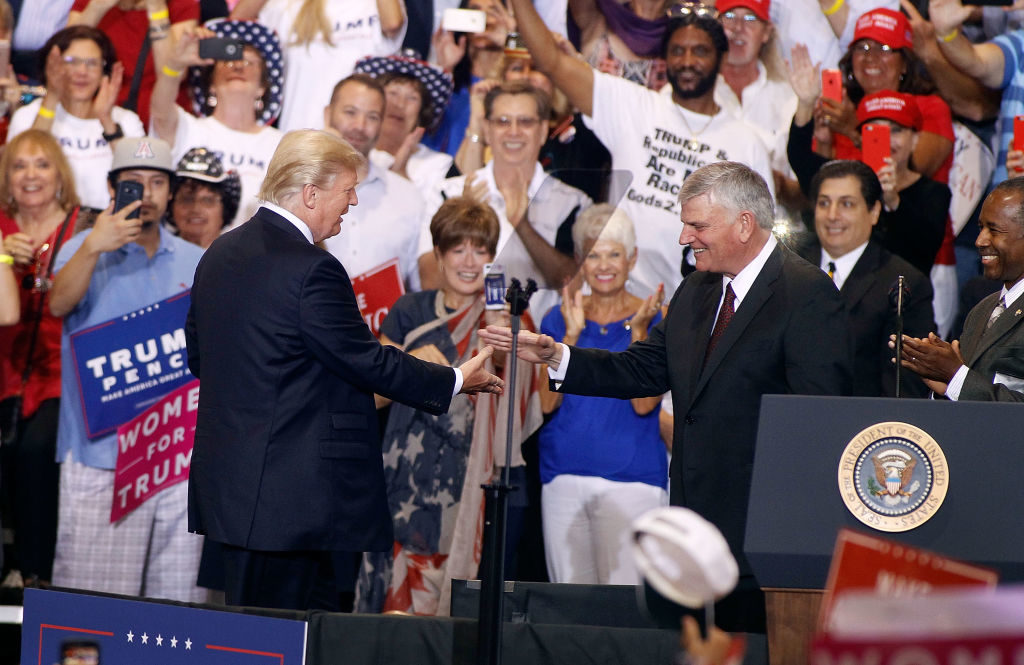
left=21, top=589, right=307, bottom=665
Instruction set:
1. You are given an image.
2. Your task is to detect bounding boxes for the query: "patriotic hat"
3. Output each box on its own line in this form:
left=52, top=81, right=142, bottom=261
left=110, top=137, right=174, bottom=176
left=172, top=147, right=242, bottom=228
left=354, top=51, right=454, bottom=130
left=857, top=90, right=922, bottom=130
left=188, top=18, right=284, bottom=126
left=716, top=0, right=770, bottom=23
left=853, top=8, right=912, bottom=50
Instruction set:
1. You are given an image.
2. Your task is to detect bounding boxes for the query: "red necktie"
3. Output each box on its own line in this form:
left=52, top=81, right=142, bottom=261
left=704, top=283, right=735, bottom=367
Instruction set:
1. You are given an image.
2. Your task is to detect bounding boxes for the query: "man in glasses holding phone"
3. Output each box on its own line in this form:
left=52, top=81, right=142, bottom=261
left=46, top=136, right=206, bottom=603
left=507, top=0, right=773, bottom=301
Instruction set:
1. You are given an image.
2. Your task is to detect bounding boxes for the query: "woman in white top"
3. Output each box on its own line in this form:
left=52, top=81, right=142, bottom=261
left=149, top=18, right=284, bottom=228
left=231, top=0, right=406, bottom=132
left=8, top=26, right=145, bottom=211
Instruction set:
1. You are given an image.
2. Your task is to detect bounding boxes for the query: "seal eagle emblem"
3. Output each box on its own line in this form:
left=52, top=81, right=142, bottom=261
left=838, top=422, right=949, bottom=533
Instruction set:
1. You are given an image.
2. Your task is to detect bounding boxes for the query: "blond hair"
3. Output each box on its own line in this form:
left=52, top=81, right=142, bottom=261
left=0, top=129, right=80, bottom=216
left=290, top=0, right=333, bottom=48
left=259, top=130, right=366, bottom=206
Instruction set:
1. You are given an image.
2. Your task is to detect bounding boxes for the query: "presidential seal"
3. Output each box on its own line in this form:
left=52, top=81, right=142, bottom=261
left=837, top=422, right=949, bottom=533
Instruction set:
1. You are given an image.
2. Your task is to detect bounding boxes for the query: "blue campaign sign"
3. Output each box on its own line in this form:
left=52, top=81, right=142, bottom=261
left=22, top=589, right=307, bottom=665
left=69, top=291, right=194, bottom=439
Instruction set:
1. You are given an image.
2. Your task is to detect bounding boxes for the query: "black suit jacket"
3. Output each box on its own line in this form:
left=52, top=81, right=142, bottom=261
left=957, top=290, right=1024, bottom=402
left=796, top=239, right=935, bottom=398
left=186, top=208, right=455, bottom=552
left=557, top=243, right=853, bottom=575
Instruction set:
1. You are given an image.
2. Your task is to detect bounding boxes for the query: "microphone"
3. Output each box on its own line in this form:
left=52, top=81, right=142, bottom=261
left=889, top=276, right=906, bottom=397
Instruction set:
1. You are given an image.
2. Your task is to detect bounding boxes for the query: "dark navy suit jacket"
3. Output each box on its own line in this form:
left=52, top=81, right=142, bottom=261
left=186, top=207, right=454, bottom=552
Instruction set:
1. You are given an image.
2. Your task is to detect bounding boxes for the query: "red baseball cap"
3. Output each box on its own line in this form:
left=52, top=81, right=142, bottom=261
left=853, top=8, right=912, bottom=50
left=716, top=0, right=771, bottom=23
left=857, top=90, right=922, bottom=130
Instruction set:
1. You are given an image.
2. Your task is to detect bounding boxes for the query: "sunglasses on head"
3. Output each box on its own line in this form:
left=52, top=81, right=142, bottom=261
left=666, top=2, right=720, bottom=20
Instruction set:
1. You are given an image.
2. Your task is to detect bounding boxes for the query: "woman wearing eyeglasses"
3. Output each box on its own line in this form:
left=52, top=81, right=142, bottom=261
left=150, top=18, right=284, bottom=228
left=7, top=26, right=145, bottom=212
left=0, top=129, right=81, bottom=589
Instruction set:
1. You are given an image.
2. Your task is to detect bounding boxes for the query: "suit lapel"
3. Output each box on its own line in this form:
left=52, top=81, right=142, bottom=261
left=840, top=243, right=879, bottom=308
left=966, top=292, right=1024, bottom=364
left=694, top=244, right=783, bottom=398
left=681, top=273, right=723, bottom=396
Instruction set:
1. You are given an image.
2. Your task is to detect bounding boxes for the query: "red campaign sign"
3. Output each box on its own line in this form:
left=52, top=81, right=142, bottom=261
left=811, top=634, right=1024, bottom=665
left=111, top=380, right=200, bottom=523
left=351, top=258, right=404, bottom=337
left=818, top=528, right=998, bottom=631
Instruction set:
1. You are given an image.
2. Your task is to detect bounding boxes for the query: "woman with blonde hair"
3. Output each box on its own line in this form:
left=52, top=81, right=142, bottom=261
left=0, top=129, right=81, bottom=588
left=231, top=0, right=406, bottom=131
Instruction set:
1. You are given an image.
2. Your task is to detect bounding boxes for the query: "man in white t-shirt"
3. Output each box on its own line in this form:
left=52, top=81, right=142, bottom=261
left=418, top=80, right=592, bottom=321
left=322, top=74, right=425, bottom=293
left=508, top=0, right=773, bottom=297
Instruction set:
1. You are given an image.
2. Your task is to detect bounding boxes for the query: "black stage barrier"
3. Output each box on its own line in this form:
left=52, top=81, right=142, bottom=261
left=15, top=584, right=769, bottom=665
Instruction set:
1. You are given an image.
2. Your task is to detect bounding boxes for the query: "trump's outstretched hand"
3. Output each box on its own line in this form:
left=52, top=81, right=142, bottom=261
left=479, top=326, right=564, bottom=369
left=458, top=345, right=505, bottom=395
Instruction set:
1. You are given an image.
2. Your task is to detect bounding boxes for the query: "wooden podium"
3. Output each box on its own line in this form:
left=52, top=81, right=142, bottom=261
left=745, top=395, right=1024, bottom=665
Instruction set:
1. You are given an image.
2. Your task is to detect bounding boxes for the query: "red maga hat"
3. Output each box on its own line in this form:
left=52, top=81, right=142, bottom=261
left=853, top=8, right=912, bottom=50
left=857, top=90, right=922, bottom=130
left=716, top=0, right=770, bottom=23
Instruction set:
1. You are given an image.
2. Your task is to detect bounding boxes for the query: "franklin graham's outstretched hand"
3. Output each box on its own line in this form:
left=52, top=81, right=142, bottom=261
left=458, top=345, right=506, bottom=394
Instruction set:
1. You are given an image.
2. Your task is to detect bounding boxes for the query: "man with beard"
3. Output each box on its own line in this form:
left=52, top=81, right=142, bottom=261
left=46, top=137, right=206, bottom=601
left=322, top=74, right=426, bottom=295
left=898, top=178, right=1024, bottom=402
left=507, top=0, right=773, bottom=298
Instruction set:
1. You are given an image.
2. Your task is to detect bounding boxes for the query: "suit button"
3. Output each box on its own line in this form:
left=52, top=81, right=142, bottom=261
left=684, top=416, right=695, bottom=425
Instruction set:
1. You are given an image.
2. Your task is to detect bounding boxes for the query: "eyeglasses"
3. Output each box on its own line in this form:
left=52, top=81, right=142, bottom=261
left=61, top=55, right=104, bottom=70
left=220, top=58, right=261, bottom=70
left=720, top=11, right=761, bottom=26
left=666, top=3, right=719, bottom=20
left=852, top=40, right=898, bottom=56
left=488, top=115, right=541, bottom=130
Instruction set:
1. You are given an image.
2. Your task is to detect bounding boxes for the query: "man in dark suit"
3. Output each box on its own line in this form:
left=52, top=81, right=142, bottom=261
left=482, top=162, right=853, bottom=632
left=795, top=160, right=935, bottom=398
left=185, top=130, right=503, bottom=611
left=899, top=177, right=1024, bottom=402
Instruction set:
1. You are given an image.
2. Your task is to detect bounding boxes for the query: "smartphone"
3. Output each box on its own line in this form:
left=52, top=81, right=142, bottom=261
left=483, top=263, right=506, bottom=310
left=1014, top=115, right=1024, bottom=152
left=861, top=123, right=891, bottom=174
left=198, top=37, right=244, bottom=61
left=442, top=8, right=487, bottom=33
left=821, top=69, right=842, bottom=103
left=113, top=180, right=144, bottom=219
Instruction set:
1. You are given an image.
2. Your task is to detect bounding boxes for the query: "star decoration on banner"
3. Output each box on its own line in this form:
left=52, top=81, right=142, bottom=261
left=171, top=636, right=178, bottom=648
left=156, top=635, right=163, bottom=646
left=185, top=638, right=193, bottom=650
left=127, top=630, right=134, bottom=642
left=141, top=633, right=149, bottom=645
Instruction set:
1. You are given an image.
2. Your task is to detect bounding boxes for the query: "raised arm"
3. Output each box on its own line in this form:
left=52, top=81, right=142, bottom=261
left=150, top=26, right=215, bottom=146
left=67, top=0, right=119, bottom=26
left=49, top=201, right=143, bottom=318
left=507, top=0, right=595, bottom=116
left=903, top=0, right=999, bottom=122
left=229, top=0, right=270, bottom=20
left=377, top=0, right=406, bottom=39
left=929, top=0, right=1006, bottom=89
left=817, top=0, right=849, bottom=39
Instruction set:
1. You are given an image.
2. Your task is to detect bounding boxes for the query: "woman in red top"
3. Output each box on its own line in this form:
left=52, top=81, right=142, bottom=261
left=0, top=129, right=80, bottom=587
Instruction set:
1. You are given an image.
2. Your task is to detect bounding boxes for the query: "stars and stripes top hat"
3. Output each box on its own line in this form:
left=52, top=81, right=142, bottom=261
left=354, top=51, right=454, bottom=131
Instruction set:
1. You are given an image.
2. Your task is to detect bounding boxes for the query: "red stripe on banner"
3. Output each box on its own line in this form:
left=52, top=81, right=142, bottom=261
left=206, top=644, right=285, bottom=664
left=38, top=625, right=115, bottom=665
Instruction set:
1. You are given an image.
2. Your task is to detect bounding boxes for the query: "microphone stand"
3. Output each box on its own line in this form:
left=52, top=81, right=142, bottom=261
left=477, top=277, right=536, bottom=665
left=894, top=275, right=905, bottom=398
